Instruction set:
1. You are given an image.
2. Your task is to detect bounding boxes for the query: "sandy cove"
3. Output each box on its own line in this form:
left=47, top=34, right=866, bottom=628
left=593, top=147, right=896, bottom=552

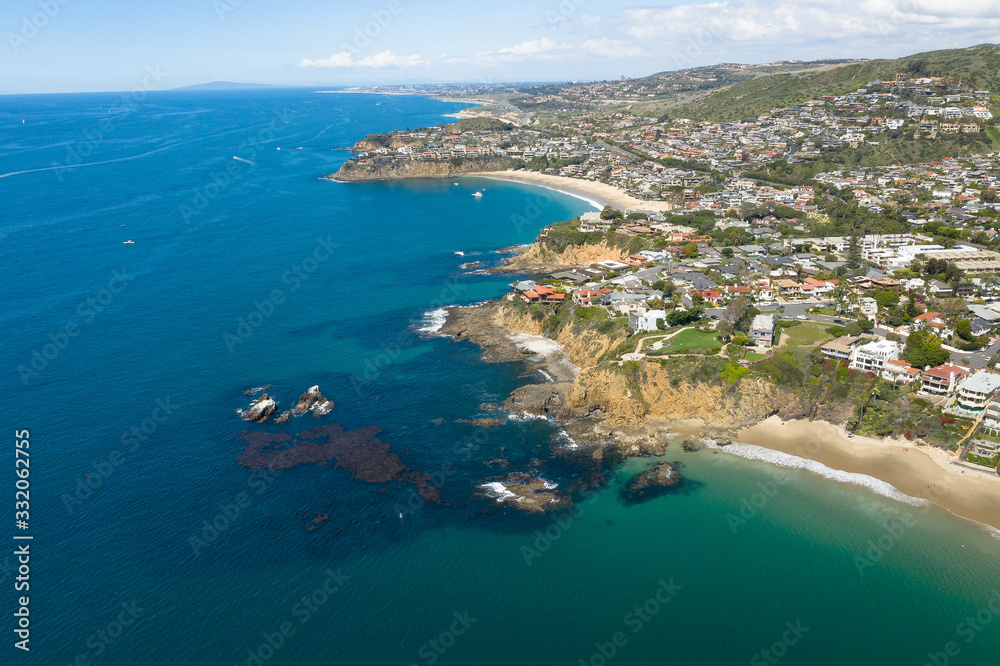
left=737, top=416, right=1000, bottom=532
left=466, top=170, right=677, bottom=213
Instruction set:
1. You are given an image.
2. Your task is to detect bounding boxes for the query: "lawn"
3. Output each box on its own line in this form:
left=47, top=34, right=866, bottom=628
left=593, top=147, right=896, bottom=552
left=744, top=352, right=769, bottom=362
left=658, top=329, right=722, bottom=354
left=780, top=322, right=834, bottom=349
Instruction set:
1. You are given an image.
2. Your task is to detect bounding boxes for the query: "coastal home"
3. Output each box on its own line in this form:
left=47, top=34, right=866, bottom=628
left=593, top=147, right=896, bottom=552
left=882, top=359, right=921, bottom=384
left=849, top=340, right=901, bottom=374
left=572, top=288, right=613, bottom=307
left=820, top=335, right=873, bottom=362
left=919, top=362, right=972, bottom=397
left=956, top=372, right=1000, bottom=411
left=629, top=309, right=667, bottom=333
left=859, top=297, right=878, bottom=319
left=519, top=284, right=566, bottom=305
left=749, top=314, right=777, bottom=348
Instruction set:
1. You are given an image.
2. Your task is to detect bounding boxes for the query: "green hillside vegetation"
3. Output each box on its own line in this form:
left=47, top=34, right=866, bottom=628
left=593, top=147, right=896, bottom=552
left=680, top=44, right=1000, bottom=122
left=450, top=117, right=514, bottom=132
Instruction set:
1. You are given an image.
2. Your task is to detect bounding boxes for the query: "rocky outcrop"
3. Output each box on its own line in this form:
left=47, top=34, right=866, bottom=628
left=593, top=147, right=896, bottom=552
left=495, top=240, right=630, bottom=274
left=623, top=462, right=683, bottom=504
left=441, top=301, right=539, bottom=363
left=329, top=156, right=518, bottom=182
left=243, top=394, right=277, bottom=423
left=567, top=367, right=791, bottom=429
left=275, top=410, right=293, bottom=424
left=478, top=473, right=571, bottom=514
left=504, top=382, right=573, bottom=420
left=294, top=386, right=333, bottom=417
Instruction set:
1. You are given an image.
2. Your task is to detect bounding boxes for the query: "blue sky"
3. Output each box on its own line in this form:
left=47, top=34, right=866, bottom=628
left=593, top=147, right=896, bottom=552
left=3, top=0, right=1000, bottom=93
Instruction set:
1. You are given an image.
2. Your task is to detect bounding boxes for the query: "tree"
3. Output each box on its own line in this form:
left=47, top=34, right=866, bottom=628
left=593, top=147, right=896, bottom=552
left=652, top=280, right=676, bottom=298
left=681, top=242, right=699, bottom=259
left=656, top=318, right=666, bottom=331
left=903, top=330, right=950, bottom=369
left=721, top=247, right=734, bottom=258
left=717, top=321, right=735, bottom=340
left=874, top=291, right=900, bottom=309
left=667, top=307, right=704, bottom=327
left=845, top=322, right=863, bottom=336
left=724, top=297, right=750, bottom=325
left=858, top=317, right=874, bottom=332
left=600, top=205, right=623, bottom=221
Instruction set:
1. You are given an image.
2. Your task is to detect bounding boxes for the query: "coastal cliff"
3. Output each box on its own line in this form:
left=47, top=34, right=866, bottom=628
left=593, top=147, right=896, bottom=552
left=498, top=240, right=633, bottom=274
left=329, top=156, right=518, bottom=182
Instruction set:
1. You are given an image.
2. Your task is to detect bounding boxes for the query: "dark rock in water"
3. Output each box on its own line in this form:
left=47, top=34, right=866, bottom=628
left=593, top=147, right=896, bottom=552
left=623, top=462, right=684, bottom=504
left=478, top=473, right=571, bottom=514
left=478, top=403, right=499, bottom=411
left=459, top=261, right=482, bottom=270
left=455, top=418, right=501, bottom=427
left=244, top=394, right=277, bottom=423
left=244, top=385, right=271, bottom=396
left=294, top=385, right=333, bottom=417
left=275, top=409, right=293, bottom=424
left=682, top=438, right=701, bottom=452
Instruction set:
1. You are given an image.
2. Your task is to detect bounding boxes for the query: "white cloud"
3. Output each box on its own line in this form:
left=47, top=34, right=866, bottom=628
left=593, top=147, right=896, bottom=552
left=298, top=50, right=428, bottom=69
left=498, top=38, right=563, bottom=56
left=475, top=37, right=643, bottom=64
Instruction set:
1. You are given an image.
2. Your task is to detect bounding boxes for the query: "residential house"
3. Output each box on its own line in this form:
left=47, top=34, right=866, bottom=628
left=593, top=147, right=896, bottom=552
left=882, top=359, right=921, bottom=384
left=920, top=362, right=972, bottom=396
left=750, top=314, right=777, bottom=348
left=849, top=340, right=901, bottom=374
left=629, top=310, right=667, bottom=333
left=956, top=372, right=1000, bottom=411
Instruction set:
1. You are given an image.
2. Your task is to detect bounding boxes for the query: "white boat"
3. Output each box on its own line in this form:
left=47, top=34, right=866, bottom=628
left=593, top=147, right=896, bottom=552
left=123, top=240, right=135, bottom=245
left=471, top=191, right=484, bottom=198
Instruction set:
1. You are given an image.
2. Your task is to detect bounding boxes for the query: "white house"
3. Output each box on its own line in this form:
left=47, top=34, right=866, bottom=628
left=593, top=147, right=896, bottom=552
left=849, top=340, right=900, bottom=374
left=750, top=314, right=777, bottom=348
left=629, top=310, right=667, bottom=333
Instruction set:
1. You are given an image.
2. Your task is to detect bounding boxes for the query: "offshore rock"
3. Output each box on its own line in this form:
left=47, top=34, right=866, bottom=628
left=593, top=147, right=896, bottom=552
left=244, top=394, right=277, bottom=423
left=294, top=385, right=333, bottom=417
left=623, top=462, right=683, bottom=504
left=478, top=473, right=571, bottom=514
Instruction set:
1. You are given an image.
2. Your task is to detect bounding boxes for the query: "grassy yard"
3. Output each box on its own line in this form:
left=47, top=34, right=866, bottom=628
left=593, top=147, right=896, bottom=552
left=656, top=329, right=722, bottom=355
left=744, top=352, right=769, bottom=362
left=780, top=322, right=834, bottom=349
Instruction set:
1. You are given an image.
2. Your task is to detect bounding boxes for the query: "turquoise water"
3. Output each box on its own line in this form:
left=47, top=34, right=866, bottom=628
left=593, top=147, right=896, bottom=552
left=2, top=89, right=999, bottom=665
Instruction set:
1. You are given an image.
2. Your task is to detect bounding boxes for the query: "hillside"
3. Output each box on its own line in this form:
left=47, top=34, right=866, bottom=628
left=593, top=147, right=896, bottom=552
left=679, top=44, right=1000, bottom=121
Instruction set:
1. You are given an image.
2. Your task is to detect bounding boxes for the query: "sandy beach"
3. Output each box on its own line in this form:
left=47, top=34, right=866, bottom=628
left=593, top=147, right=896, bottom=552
left=735, top=416, right=1000, bottom=531
left=467, top=170, right=677, bottom=213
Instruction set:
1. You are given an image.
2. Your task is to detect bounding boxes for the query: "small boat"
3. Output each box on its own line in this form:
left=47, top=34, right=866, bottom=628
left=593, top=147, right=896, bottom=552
left=471, top=191, right=483, bottom=198
left=123, top=240, right=135, bottom=245
left=119, top=224, right=125, bottom=227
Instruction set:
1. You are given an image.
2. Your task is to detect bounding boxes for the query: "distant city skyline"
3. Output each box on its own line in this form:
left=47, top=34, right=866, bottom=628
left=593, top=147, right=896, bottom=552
left=3, top=0, right=1000, bottom=93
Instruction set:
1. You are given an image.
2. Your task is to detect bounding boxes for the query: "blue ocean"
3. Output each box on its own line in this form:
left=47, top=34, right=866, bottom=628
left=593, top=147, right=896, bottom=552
left=2, top=89, right=999, bottom=665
